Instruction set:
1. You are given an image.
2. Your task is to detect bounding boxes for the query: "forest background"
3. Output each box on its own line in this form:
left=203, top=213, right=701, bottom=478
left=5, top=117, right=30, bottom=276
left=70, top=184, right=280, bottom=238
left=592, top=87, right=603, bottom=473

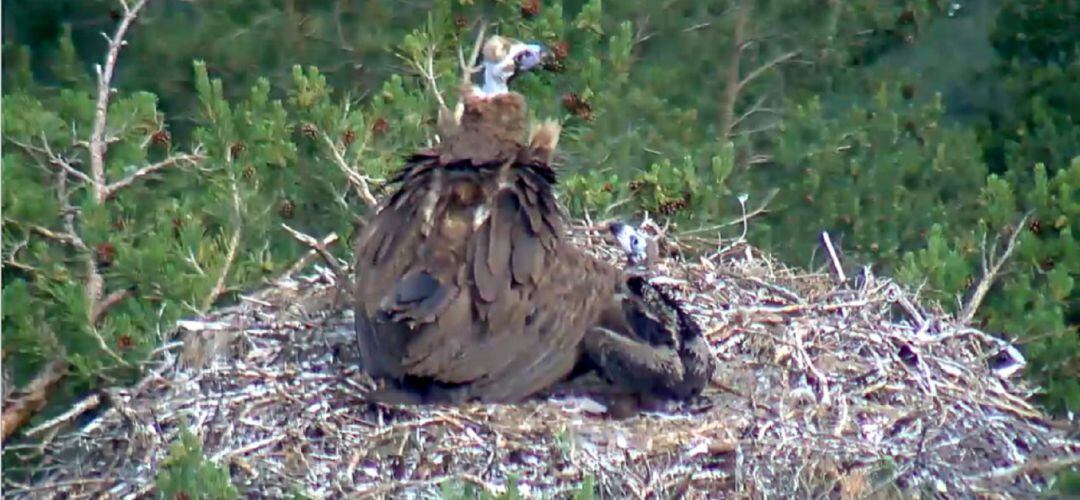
left=1, top=0, right=1078, bottom=487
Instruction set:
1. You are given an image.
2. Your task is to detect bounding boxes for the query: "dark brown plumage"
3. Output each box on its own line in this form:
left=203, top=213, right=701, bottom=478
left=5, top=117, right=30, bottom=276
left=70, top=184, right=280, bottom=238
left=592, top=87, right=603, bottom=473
left=573, top=222, right=715, bottom=404
left=352, top=35, right=713, bottom=405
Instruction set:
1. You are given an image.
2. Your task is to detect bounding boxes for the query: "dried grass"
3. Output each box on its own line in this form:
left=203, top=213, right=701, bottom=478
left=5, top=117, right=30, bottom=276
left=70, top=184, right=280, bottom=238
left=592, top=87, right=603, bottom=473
left=5, top=221, right=1079, bottom=499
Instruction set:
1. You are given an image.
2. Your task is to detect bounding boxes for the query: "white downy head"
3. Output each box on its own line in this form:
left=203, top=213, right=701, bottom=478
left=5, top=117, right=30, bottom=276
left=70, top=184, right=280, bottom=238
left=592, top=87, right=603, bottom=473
left=609, top=221, right=653, bottom=266
left=476, top=36, right=548, bottom=97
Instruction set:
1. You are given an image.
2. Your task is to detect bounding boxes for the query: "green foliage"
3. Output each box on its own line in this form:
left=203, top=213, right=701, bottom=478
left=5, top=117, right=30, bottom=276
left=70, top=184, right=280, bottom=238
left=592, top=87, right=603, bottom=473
left=2, top=0, right=1078, bottom=485
left=155, top=426, right=239, bottom=500
left=755, top=83, right=989, bottom=268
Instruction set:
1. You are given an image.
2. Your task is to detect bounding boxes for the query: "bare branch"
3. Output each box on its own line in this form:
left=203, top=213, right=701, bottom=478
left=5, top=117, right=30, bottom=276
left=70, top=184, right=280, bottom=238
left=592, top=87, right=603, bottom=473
left=8, top=137, right=95, bottom=185
left=280, top=224, right=349, bottom=288
left=729, top=95, right=767, bottom=132
left=960, top=211, right=1033, bottom=324
left=102, top=152, right=205, bottom=200
left=458, top=21, right=487, bottom=90
left=25, top=393, right=103, bottom=438
left=2, top=360, right=69, bottom=442
left=736, top=50, right=799, bottom=92
left=821, top=231, right=848, bottom=283
left=682, top=187, right=779, bottom=236
left=320, top=131, right=378, bottom=207
left=400, top=43, right=448, bottom=112
left=717, top=3, right=748, bottom=139
left=3, top=218, right=80, bottom=247
left=90, top=288, right=136, bottom=327
left=89, top=0, right=149, bottom=203
left=278, top=231, right=342, bottom=281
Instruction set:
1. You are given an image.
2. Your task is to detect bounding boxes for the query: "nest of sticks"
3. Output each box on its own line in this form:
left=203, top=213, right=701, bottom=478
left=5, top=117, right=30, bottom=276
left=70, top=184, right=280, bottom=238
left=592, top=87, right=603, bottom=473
left=5, top=220, right=1079, bottom=499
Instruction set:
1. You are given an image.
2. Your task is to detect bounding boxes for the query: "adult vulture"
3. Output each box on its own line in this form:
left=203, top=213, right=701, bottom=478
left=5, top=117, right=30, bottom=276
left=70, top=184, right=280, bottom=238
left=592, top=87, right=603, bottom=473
left=352, top=34, right=714, bottom=405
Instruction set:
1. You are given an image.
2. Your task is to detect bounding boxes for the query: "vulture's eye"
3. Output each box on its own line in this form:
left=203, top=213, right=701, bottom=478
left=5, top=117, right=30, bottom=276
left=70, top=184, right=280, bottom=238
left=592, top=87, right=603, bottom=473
left=630, top=235, right=640, bottom=249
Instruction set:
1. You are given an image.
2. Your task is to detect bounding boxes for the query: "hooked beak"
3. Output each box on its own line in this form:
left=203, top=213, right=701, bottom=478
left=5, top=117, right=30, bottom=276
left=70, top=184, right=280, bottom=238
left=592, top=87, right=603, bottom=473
left=517, top=42, right=549, bottom=73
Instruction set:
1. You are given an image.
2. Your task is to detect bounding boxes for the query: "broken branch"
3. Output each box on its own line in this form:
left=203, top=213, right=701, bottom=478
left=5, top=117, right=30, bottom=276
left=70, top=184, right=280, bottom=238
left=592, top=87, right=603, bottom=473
left=320, top=130, right=378, bottom=207
left=2, top=359, right=70, bottom=442
left=821, top=230, right=847, bottom=283
left=280, top=223, right=349, bottom=288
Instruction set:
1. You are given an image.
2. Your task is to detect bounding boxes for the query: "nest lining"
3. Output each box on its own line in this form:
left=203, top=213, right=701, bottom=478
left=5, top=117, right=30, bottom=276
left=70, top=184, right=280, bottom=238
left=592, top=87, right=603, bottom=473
left=4, top=222, right=1079, bottom=499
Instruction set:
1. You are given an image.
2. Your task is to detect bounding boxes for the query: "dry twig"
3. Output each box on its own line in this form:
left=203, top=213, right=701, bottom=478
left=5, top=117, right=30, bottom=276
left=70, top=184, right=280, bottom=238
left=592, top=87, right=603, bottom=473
left=320, top=131, right=378, bottom=207
left=7, top=224, right=1077, bottom=499
left=959, top=211, right=1032, bottom=324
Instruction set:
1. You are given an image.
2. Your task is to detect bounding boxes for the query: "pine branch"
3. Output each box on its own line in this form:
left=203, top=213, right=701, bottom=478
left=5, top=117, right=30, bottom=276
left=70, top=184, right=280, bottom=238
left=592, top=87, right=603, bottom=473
left=960, top=211, right=1033, bottom=324
left=90, top=0, right=149, bottom=203
left=8, top=137, right=95, bottom=185
left=200, top=170, right=244, bottom=313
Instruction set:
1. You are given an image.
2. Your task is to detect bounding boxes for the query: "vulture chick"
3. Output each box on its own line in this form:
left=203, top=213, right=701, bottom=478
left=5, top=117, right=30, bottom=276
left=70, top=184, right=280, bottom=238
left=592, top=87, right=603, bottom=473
left=581, top=222, right=716, bottom=402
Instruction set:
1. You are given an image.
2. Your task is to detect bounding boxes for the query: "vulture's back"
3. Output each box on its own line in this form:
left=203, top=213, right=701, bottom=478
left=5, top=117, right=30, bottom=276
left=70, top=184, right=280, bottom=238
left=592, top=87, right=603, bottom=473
left=352, top=92, right=619, bottom=403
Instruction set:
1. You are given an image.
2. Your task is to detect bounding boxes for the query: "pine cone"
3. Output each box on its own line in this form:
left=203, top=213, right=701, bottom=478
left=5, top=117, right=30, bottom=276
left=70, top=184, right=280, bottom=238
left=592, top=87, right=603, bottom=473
left=901, top=83, right=915, bottom=100
left=542, top=58, right=566, bottom=73
left=657, top=198, right=688, bottom=215
left=1028, top=217, right=1042, bottom=234
left=117, top=335, right=134, bottom=350
left=551, top=40, right=569, bottom=60
left=371, top=117, right=389, bottom=137
left=520, top=0, right=541, bottom=18
left=628, top=179, right=646, bottom=193
left=454, top=15, right=469, bottom=30
left=278, top=198, right=296, bottom=219
left=561, top=93, right=593, bottom=120
left=342, top=129, right=357, bottom=147
left=230, top=141, right=247, bottom=159
left=300, top=122, right=318, bottom=140
left=151, top=130, right=171, bottom=146
left=95, top=242, right=117, bottom=268
left=241, top=164, right=256, bottom=180
left=602, top=182, right=615, bottom=193
left=171, top=217, right=185, bottom=239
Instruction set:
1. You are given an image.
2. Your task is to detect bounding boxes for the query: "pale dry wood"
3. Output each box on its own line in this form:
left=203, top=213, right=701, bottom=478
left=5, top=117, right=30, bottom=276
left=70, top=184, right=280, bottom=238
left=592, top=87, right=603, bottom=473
left=89, top=0, right=150, bottom=203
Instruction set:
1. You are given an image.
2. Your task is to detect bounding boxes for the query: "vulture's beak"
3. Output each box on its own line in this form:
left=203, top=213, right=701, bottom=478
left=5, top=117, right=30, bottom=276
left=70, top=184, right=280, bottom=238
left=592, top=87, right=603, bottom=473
left=513, top=42, right=549, bottom=74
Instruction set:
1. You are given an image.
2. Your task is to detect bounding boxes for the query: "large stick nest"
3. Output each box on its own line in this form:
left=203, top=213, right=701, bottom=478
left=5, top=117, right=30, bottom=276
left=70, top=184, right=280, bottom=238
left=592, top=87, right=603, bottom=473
left=5, top=222, right=1079, bottom=498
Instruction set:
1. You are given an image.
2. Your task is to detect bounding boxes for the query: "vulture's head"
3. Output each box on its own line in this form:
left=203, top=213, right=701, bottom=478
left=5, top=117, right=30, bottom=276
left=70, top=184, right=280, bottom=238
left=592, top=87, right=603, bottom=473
left=478, top=35, right=550, bottom=97
left=609, top=221, right=658, bottom=267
